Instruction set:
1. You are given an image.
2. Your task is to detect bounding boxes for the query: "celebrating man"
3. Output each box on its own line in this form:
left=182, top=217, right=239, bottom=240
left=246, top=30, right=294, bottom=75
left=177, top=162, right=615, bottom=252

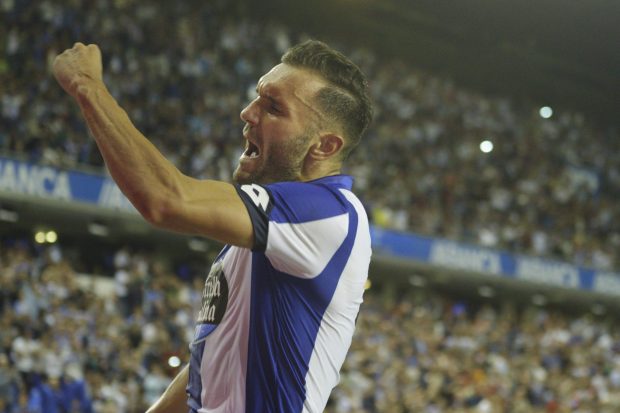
left=53, top=39, right=373, bottom=413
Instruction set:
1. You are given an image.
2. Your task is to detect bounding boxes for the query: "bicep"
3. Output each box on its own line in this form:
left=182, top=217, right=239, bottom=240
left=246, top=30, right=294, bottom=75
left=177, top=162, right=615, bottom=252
left=156, top=177, right=254, bottom=248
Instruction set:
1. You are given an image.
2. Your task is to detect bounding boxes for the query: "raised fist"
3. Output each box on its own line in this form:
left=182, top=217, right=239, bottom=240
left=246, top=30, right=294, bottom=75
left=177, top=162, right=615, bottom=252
left=53, top=42, right=103, bottom=98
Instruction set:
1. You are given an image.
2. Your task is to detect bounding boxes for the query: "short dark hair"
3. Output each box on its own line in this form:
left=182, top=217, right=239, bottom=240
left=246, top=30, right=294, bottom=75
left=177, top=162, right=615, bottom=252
left=281, top=40, right=373, bottom=160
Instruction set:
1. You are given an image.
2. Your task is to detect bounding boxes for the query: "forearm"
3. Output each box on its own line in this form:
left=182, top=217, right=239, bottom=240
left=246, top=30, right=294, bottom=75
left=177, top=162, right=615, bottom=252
left=74, top=80, right=183, bottom=221
left=146, top=364, right=189, bottom=413
left=53, top=43, right=253, bottom=245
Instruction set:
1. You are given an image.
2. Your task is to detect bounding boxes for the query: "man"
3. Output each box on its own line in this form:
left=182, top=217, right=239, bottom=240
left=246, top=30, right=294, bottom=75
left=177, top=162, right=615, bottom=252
left=53, top=39, right=373, bottom=413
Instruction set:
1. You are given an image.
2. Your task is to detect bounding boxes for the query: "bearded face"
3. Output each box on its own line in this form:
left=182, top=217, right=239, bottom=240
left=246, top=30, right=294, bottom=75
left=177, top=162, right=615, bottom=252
left=233, top=64, right=329, bottom=185
left=233, top=129, right=312, bottom=185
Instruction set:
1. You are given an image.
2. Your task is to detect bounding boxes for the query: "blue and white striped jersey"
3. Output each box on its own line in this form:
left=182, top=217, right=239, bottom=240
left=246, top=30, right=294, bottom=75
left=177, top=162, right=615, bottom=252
left=186, top=175, right=371, bottom=413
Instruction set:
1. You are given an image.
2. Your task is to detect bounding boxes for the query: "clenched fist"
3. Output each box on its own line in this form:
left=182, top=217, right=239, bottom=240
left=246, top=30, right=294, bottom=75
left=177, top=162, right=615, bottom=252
left=53, top=42, right=103, bottom=99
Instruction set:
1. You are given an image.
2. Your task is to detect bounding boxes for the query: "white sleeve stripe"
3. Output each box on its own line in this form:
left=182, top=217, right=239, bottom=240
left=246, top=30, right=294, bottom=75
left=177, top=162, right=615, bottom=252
left=302, top=188, right=372, bottom=413
left=265, top=213, right=349, bottom=278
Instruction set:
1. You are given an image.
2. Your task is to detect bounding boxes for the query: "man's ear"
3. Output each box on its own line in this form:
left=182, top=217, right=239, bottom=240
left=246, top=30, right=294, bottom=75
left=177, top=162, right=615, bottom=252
left=308, top=133, right=345, bottom=160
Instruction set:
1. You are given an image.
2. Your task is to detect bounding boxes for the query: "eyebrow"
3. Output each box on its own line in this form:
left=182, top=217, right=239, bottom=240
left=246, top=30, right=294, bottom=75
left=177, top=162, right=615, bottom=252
left=256, top=84, right=286, bottom=109
left=255, top=80, right=326, bottom=124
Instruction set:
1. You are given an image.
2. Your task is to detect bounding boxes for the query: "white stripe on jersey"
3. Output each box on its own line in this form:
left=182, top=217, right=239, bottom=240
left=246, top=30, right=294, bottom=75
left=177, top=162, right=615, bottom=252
left=302, top=189, right=371, bottom=413
left=266, top=213, right=349, bottom=278
left=198, top=248, right=253, bottom=412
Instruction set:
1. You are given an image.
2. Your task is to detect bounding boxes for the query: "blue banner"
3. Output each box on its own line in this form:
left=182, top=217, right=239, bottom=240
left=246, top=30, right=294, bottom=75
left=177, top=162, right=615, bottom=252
left=0, top=156, right=135, bottom=212
left=371, top=227, right=620, bottom=297
left=2, top=156, right=618, bottom=297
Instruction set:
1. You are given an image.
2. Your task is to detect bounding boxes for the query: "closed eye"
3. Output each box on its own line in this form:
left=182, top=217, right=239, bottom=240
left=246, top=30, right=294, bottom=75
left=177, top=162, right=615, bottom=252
left=257, top=93, right=285, bottom=116
left=258, top=96, right=283, bottom=116
left=268, top=103, right=281, bottom=115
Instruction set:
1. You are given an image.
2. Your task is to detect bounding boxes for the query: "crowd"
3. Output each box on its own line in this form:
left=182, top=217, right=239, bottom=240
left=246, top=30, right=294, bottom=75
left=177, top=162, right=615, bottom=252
left=2, top=240, right=620, bottom=413
left=332, top=293, right=620, bottom=413
left=0, top=240, right=202, bottom=412
left=2, top=2, right=620, bottom=412
left=1, top=0, right=619, bottom=271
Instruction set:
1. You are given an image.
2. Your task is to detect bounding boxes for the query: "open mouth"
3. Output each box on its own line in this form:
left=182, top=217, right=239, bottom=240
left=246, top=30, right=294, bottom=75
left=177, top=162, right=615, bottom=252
left=243, top=141, right=260, bottom=159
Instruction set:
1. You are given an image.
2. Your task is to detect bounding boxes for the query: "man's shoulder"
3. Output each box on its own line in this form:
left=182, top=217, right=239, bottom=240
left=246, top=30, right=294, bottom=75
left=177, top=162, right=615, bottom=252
left=267, top=176, right=355, bottom=223
left=268, top=174, right=354, bottom=192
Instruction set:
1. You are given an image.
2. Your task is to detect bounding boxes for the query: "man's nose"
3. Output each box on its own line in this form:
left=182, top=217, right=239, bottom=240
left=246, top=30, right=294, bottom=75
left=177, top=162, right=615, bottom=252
left=240, top=99, right=259, bottom=125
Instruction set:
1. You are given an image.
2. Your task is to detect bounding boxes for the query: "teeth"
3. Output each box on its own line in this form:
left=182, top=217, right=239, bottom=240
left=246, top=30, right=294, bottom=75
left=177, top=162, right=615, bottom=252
left=242, top=150, right=259, bottom=159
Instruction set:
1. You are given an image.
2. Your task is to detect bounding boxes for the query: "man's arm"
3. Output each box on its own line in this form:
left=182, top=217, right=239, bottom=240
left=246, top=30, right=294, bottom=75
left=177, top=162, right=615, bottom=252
left=146, top=364, right=189, bottom=413
left=52, top=43, right=253, bottom=248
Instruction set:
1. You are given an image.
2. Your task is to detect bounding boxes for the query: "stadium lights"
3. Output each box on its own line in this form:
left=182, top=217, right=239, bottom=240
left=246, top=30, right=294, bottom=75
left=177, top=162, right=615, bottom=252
left=479, top=140, right=494, bottom=153
left=34, top=230, right=58, bottom=244
left=45, top=231, right=58, bottom=243
left=539, top=106, right=553, bottom=119
left=168, top=356, right=181, bottom=368
left=35, top=231, right=46, bottom=244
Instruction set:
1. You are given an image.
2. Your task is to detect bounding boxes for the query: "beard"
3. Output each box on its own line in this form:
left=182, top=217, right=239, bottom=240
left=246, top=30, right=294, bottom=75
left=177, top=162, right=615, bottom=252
left=233, top=132, right=312, bottom=185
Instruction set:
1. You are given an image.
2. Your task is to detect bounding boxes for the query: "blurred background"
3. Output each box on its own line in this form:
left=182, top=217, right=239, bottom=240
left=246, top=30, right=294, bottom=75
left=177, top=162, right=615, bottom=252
left=1, top=0, right=619, bottom=411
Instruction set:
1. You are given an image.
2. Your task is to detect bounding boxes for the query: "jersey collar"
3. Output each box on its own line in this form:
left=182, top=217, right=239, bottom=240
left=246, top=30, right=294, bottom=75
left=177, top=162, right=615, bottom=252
left=307, top=174, right=353, bottom=190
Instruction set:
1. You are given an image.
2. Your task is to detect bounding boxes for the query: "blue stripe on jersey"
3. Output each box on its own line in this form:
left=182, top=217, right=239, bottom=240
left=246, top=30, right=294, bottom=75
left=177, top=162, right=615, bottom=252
left=267, top=176, right=353, bottom=224
left=187, top=340, right=206, bottom=412
left=244, top=193, right=359, bottom=413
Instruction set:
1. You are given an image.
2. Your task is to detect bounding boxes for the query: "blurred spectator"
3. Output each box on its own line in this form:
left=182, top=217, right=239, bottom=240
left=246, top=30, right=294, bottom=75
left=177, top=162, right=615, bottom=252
left=0, top=0, right=618, bottom=271
left=0, top=240, right=192, bottom=412
left=142, top=364, right=170, bottom=407
left=327, top=290, right=620, bottom=413
left=1, top=1, right=619, bottom=411
left=0, top=353, right=20, bottom=411
left=1, top=240, right=620, bottom=412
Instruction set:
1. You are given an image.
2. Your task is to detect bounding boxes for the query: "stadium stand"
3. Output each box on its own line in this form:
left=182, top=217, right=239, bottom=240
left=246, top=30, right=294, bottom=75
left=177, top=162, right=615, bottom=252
left=1, top=1, right=619, bottom=412
left=2, top=241, right=620, bottom=412
left=1, top=0, right=618, bottom=270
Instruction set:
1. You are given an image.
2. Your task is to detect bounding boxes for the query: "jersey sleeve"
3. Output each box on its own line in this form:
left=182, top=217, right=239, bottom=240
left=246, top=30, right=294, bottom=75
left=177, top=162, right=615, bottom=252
left=235, top=182, right=350, bottom=278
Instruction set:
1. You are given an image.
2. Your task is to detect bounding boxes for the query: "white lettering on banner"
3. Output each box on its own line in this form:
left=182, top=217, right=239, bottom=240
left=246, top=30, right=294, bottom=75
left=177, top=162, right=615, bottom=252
left=516, top=257, right=580, bottom=288
left=593, top=272, right=620, bottom=296
left=97, top=180, right=136, bottom=211
left=0, top=159, right=71, bottom=200
left=430, top=241, right=501, bottom=275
